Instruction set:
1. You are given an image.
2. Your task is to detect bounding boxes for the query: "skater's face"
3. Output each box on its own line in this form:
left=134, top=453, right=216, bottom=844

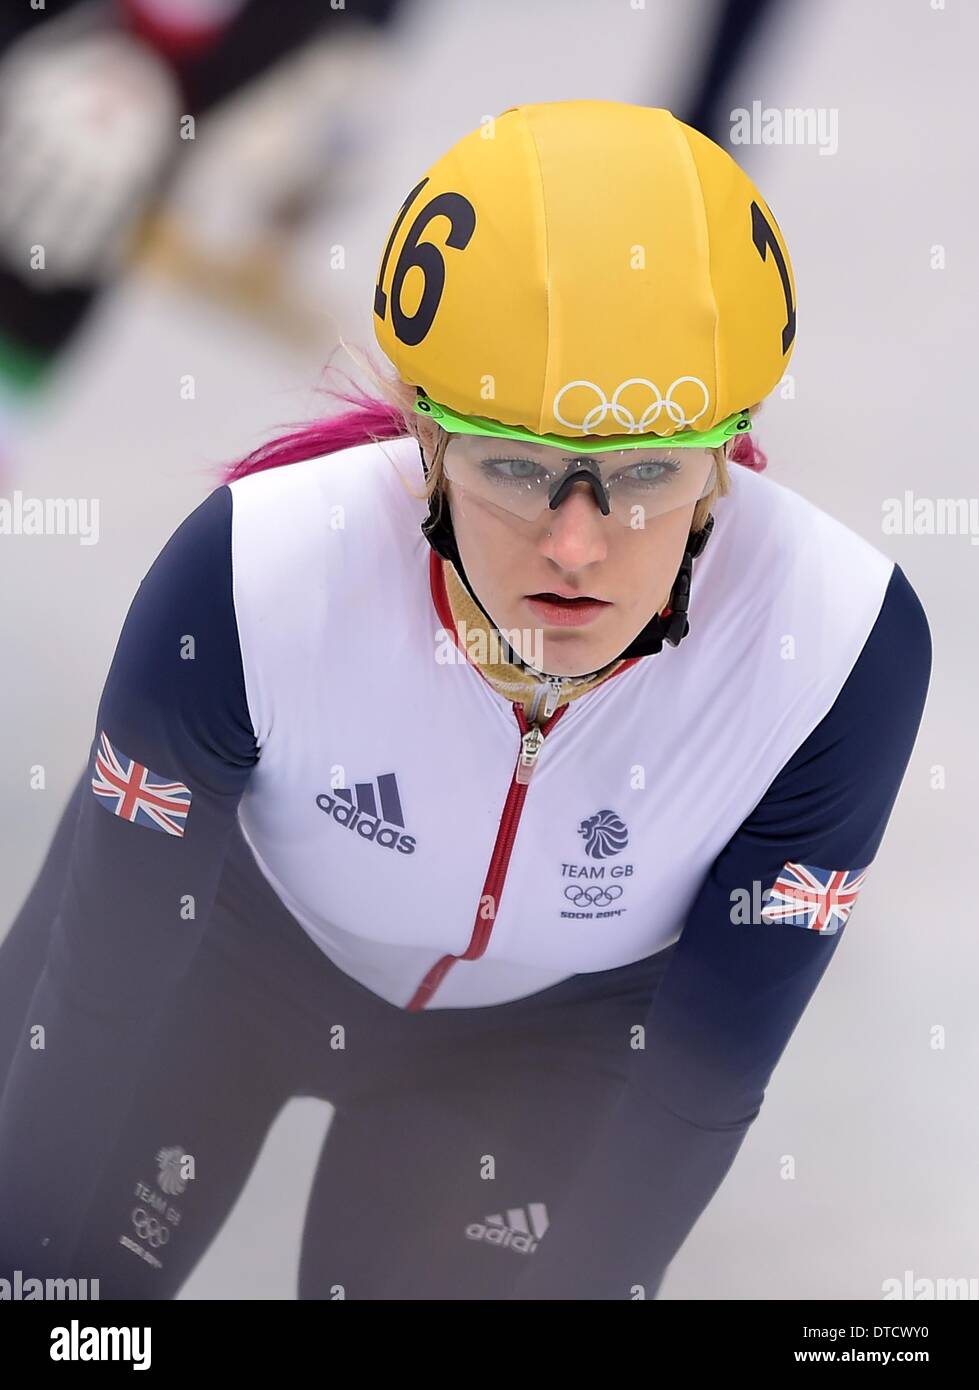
left=442, top=435, right=716, bottom=678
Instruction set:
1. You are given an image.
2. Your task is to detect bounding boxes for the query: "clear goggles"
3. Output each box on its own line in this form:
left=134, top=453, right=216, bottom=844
left=441, top=434, right=718, bottom=528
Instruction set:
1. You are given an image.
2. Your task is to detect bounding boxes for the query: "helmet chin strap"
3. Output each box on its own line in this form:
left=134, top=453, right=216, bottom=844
left=417, top=441, right=714, bottom=672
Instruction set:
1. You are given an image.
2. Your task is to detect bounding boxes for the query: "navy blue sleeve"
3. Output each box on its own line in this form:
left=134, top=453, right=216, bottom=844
left=509, top=562, right=933, bottom=1299
left=0, top=485, right=257, bottom=1275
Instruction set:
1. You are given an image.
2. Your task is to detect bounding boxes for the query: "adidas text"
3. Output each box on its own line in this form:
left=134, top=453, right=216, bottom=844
left=465, top=1223, right=540, bottom=1254
left=315, top=792, right=416, bottom=853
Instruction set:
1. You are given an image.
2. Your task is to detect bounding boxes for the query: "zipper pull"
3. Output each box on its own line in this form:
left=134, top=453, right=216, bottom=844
left=541, top=676, right=564, bottom=719
left=515, top=726, right=545, bottom=785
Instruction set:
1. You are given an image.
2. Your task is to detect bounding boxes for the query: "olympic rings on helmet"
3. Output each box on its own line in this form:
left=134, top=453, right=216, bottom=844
left=552, top=377, right=711, bottom=434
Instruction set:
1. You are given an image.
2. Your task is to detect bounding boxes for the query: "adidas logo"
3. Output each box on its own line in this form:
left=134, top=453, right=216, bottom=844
left=316, top=772, right=416, bottom=854
left=465, top=1204, right=549, bottom=1255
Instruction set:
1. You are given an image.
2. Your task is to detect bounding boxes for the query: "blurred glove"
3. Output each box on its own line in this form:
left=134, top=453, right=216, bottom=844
left=163, top=25, right=384, bottom=262
left=0, top=5, right=180, bottom=288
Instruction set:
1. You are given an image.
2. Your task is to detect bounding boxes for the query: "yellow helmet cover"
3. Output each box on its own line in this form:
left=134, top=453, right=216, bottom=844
left=373, top=99, right=797, bottom=441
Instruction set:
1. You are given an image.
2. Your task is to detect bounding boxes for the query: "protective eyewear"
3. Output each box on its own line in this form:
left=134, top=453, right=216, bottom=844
left=441, top=432, right=718, bottom=528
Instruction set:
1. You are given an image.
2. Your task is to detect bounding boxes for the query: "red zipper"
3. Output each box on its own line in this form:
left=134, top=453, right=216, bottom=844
left=407, top=550, right=642, bottom=1011
left=405, top=700, right=570, bottom=1011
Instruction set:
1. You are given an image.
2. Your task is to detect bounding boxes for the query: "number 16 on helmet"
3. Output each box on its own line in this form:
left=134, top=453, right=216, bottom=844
left=372, top=98, right=797, bottom=452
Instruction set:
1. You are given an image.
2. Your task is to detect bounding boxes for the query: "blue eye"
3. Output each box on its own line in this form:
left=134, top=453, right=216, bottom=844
left=478, top=457, right=548, bottom=487
left=612, top=458, right=683, bottom=488
left=475, top=454, right=685, bottom=492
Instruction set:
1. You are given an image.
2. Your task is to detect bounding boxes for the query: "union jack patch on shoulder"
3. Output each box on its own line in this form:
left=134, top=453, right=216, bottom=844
left=761, top=862, right=869, bottom=935
left=91, top=730, right=192, bottom=837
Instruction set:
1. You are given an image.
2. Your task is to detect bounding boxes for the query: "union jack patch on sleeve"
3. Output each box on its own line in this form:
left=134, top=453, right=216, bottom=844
left=91, top=730, right=192, bottom=837
left=760, top=862, right=869, bottom=935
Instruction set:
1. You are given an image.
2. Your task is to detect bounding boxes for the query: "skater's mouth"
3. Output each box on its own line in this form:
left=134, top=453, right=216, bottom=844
left=525, top=588, right=610, bottom=604
left=524, top=592, right=612, bottom=627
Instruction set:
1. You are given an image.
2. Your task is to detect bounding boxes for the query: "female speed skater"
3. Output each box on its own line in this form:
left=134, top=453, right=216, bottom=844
left=0, top=99, right=932, bottom=1300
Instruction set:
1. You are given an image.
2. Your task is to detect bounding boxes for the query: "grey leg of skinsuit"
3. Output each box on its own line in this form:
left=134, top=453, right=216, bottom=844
left=297, top=1063, right=645, bottom=1301
left=60, top=818, right=342, bottom=1300
left=65, top=950, right=295, bottom=1300
left=0, top=771, right=87, bottom=1089
left=297, top=955, right=676, bottom=1301
left=295, top=1081, right=568, bottom=1300
left=1, top=795, right=319, bottom=1299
